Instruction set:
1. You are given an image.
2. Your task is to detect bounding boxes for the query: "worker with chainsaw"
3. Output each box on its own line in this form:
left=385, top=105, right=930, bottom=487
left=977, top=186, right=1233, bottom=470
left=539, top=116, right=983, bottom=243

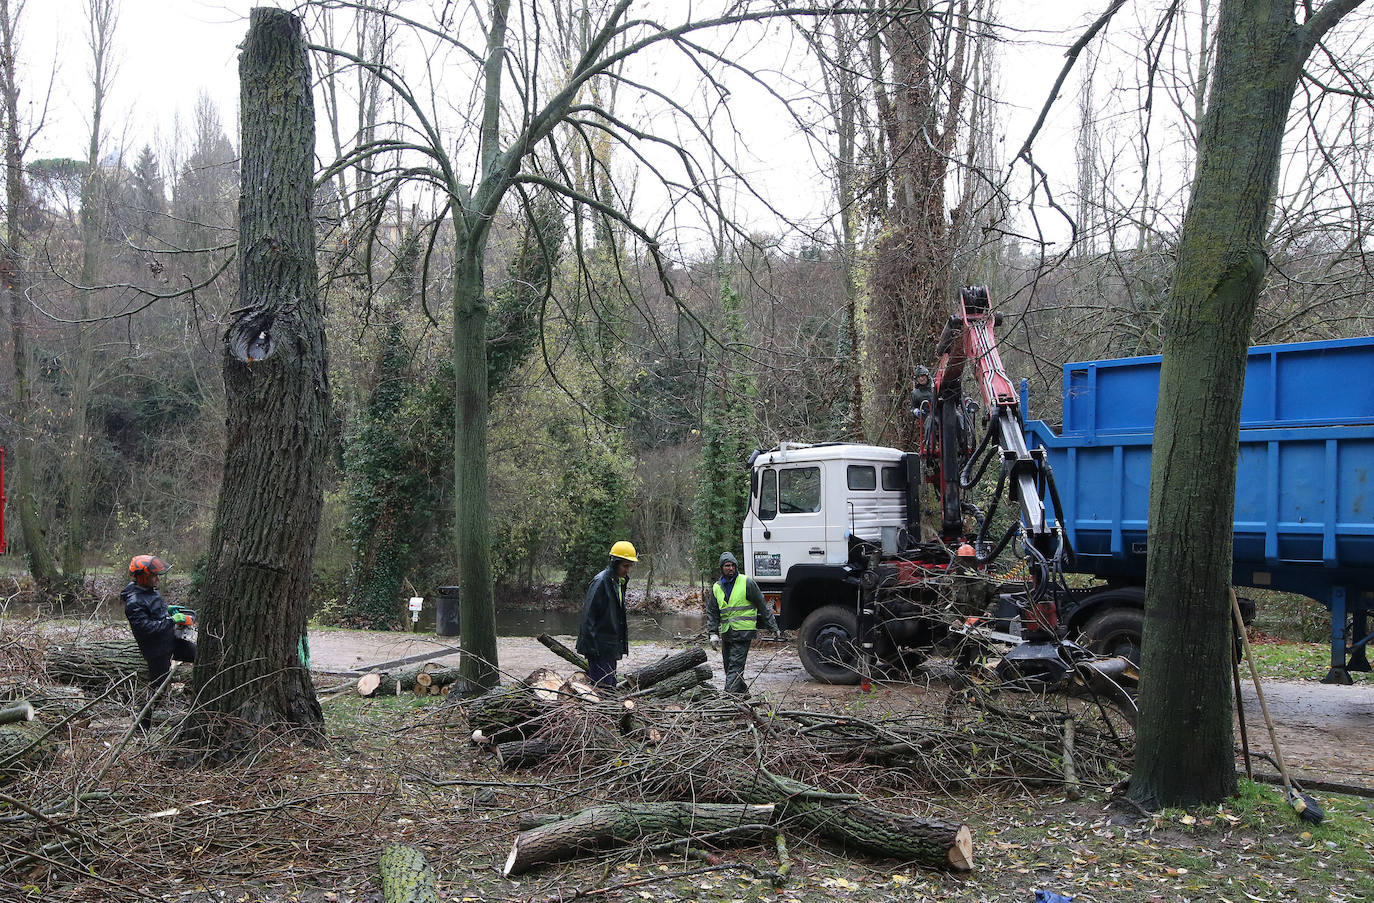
left=707, top=551, right=781, bottom=695
left=576, top=541, right=637, bottom=690
left=122, top=555, right=196, bottom=726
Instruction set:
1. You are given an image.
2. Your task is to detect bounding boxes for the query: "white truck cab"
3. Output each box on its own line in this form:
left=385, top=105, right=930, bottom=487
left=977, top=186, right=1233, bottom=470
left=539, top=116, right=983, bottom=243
left=744, top=443, right=908, bottom=592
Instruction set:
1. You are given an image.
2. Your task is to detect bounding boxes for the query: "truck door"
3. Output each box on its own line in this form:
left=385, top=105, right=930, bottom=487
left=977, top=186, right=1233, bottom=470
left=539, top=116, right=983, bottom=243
left=746, top=463, right=827, bottom=581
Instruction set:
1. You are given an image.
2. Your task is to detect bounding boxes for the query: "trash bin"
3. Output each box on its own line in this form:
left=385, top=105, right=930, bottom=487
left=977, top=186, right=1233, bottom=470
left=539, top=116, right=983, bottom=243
left=436, top=585, right=461, bottom=637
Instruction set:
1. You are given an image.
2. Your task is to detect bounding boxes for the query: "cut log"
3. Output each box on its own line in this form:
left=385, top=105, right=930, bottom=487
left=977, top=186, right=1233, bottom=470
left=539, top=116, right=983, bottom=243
left=0, top=702, right=34, bottom=725
left=537, top=633, right=588, bottom=672
left=378, top=843, right=439, bottom=903
left=466, top=685, right=550, bottom=743
left=45, top=641, right=149, bottom=691
left=0, top=726, right=56, bottom=780
left=626, top=666, right=712, bottom=699
left=522, top=668, right=566, bottom=703
left=359, top=665, right=430, bottom=697
left=559, top=677, right=600, bottom=702
left=421, top=667, right=462, bottom=689
left=495, top=739, right=552, bottom=769
left=621, top=647, right=708, bottom=690
left=737, top=772, right=972, bottom=870
left=503, top=802, right=777, bottom=876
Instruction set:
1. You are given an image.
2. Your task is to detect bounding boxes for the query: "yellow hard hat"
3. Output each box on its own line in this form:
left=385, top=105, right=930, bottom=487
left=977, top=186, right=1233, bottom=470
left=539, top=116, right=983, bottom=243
left=609, top=540, right=638, bottom=562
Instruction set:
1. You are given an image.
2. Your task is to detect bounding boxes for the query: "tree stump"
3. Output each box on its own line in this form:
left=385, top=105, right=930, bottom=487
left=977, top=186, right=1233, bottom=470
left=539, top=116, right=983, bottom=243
left=503, top=802, right=777, bottom=876
left=379, top=843, right=439, bottom=903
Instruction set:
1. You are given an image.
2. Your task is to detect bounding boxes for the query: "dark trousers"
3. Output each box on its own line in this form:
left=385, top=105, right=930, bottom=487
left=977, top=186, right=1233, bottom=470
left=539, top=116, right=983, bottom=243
left=721, top=636, right=753, bottom=694
left=133, top=634, right=196, bottom=727
left=587, top=658, right=618, bottom=690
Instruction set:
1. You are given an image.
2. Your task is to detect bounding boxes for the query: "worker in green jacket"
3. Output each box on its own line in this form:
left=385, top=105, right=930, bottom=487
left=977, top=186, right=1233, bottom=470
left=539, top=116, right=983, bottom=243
left=707, top=551, right=781, bottom=695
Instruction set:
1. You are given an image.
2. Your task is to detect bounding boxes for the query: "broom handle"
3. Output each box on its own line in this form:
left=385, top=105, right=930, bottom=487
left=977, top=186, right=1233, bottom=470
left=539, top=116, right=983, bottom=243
left=1230, top=587, right=1295, bottom=789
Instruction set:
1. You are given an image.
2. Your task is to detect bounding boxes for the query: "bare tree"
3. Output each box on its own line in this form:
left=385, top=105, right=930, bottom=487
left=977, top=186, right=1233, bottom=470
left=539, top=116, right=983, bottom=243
left=310, top=0, right=882, bottom=691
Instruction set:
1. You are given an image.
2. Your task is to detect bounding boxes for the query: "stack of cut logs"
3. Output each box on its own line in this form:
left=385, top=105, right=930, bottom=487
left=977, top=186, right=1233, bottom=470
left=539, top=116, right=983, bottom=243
left=446, top=645, right=976, bottom=875
left=356, top=662, right=464, bottom=698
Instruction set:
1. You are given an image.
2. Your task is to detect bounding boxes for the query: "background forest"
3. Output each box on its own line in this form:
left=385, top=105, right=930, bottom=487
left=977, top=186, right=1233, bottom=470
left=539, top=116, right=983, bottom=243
left=3, top=0, right=1373, bottom=629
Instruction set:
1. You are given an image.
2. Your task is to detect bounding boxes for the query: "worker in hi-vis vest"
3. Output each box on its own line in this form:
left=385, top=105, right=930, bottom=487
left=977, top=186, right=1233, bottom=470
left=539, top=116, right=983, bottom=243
left=707, top=551, right=781, bottom=695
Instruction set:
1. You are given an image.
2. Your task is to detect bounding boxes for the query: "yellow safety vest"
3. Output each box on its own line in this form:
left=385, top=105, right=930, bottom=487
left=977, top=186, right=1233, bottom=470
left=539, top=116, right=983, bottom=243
left=713, top=577, right=756, bottom=633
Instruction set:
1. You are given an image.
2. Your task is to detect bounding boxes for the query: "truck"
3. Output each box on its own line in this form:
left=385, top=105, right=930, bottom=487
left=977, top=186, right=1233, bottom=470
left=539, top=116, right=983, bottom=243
left=744, top=287, right=1374, bottom=685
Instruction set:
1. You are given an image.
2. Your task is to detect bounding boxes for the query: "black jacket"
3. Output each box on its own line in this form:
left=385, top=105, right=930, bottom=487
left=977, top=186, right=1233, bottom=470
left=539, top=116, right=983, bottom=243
left=122, top=581, right=173, bottom=644
left=576, top=565, right=629, bottom=661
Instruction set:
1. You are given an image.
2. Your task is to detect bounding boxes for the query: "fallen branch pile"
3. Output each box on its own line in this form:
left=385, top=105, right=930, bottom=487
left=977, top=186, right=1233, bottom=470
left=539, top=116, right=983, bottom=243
left=446, top=647, right=1135, bottom=877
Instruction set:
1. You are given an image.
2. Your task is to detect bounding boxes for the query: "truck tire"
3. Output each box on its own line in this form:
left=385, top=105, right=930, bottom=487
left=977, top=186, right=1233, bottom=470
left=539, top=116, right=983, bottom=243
left=798, top=604, right=861, bottom=685
left=1080, top=606, right=1144, bottom=665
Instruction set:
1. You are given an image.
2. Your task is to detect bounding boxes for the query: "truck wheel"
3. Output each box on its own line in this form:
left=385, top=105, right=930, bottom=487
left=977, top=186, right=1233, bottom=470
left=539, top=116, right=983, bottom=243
left=798, top=604, right=861, bottom=685
left=1081, top=607, right=1144, bottom=665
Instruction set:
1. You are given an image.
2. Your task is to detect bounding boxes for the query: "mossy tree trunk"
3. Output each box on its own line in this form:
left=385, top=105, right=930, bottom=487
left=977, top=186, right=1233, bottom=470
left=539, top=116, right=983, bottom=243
left=1131, top=0, right=1364, bottom=808
left=188, top=8, right=327, bottom=749
left=0, top=0, right=60, bottom=592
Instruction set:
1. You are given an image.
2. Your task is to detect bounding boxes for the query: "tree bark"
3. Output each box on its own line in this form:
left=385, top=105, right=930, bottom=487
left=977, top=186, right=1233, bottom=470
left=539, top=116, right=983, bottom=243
left=620, top=647, right=707, bottom=690
left=187, top=8, right=326, bottom=750
left=503, top=802, right=777, bottom=876
left=0, top=0, right=60, bottom=591
left=1132, top=0, right=1364, bottom=808
left=378, top=843, right=439, bottom=903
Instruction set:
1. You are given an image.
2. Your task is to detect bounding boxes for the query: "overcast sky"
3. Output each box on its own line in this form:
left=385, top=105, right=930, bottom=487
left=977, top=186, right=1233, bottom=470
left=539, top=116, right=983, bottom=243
left=15, top=1, right=1146, bottom=251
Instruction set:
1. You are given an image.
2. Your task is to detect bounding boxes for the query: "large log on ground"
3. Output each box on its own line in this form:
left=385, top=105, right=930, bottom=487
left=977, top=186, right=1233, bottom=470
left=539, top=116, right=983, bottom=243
left=466, top=685, right=550, bottom=744
left=503, top=802, right=777, bottom=876
left=739, top=772, right=971, bottom=870
left=626, top=666, right=713, bottom=699
left=495, top=739, right=552, bottom=769
left=357, top=665, right=430, bottom=698
left=45, top=641, right=148, bottom=691
left=621, top=647, right=708, bottom=690
left=379, top=843, right=439, bottom=903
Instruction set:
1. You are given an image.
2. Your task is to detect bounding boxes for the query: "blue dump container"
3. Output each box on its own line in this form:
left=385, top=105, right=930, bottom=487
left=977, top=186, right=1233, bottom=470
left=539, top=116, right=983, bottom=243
left=1025, top=335, right=1374, bottom=683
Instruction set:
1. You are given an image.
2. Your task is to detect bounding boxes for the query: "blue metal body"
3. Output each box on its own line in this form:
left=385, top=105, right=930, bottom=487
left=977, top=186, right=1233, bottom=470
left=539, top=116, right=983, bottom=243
left=1023, top=335, right=1374, bottom=682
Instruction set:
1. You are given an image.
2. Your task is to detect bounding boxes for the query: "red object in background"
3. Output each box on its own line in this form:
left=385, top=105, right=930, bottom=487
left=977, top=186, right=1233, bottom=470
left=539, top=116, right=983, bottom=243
left=1, top=446, right=7, bottom=554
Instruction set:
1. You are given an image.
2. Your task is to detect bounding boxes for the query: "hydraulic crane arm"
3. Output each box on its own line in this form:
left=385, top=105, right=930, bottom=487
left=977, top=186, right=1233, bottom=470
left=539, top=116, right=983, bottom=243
left=915, top=285, right=1069, bottom=636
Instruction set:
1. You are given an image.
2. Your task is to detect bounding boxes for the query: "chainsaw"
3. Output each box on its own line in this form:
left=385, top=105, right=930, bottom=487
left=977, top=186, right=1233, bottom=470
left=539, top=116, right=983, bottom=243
left=167, top=605, right=197, bottom=642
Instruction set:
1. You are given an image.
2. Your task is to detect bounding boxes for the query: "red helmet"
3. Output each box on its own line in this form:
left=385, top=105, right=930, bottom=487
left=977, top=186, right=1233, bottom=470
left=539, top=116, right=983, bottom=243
left=129, top=555, right=170, bottom=583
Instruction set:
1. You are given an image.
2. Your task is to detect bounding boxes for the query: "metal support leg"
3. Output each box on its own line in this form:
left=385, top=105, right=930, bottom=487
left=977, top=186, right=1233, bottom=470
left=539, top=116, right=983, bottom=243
left=1322, top=586, right=1353, bottom=685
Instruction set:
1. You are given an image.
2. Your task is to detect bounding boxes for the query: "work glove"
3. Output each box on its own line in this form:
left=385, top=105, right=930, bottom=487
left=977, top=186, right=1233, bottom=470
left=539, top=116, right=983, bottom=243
left=171, top=612, right=188, bottom=626
left=709, top=634, right=720, bottom=651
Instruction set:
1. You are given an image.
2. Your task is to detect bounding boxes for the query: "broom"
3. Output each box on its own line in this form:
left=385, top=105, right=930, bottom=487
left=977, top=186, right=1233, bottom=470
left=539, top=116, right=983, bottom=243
left=1230, top=588, right=1325, bottom=825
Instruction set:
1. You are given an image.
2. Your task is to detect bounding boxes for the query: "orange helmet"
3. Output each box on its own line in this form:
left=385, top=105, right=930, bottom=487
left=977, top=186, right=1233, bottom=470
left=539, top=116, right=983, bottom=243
left=129, top=555, right=170, bottom=585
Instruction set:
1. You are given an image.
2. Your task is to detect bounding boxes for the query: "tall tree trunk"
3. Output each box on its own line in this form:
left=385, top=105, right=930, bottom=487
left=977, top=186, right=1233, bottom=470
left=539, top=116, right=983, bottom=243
left=63, top=0, right=116, bottom=580
left=866, top=1, right=971, bottom=448
left=0, top=0, right=59, bottom=591
left=188, top=8, right=327, bottom=749
left=1131, top=0, right=1363, bottom=808
left=453, top=231, right=498, bottom=692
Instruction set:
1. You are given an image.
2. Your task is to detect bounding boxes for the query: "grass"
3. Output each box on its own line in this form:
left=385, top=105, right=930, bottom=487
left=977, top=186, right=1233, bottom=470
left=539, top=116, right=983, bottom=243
left=1247, top=636, right=1374, bottom=683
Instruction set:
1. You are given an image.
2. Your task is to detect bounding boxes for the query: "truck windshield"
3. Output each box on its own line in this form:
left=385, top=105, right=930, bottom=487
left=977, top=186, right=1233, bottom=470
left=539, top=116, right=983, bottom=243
left=778, top=466, right=821, bottom=514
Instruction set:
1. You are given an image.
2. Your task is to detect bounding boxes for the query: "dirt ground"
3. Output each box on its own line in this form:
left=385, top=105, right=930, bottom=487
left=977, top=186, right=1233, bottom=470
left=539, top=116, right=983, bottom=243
left=308, top=627, right=1374, bottom=792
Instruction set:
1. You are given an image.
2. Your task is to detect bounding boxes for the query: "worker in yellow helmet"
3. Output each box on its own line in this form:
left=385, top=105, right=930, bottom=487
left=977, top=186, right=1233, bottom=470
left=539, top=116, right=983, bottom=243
left=576, top=540, right=637, bottom=690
